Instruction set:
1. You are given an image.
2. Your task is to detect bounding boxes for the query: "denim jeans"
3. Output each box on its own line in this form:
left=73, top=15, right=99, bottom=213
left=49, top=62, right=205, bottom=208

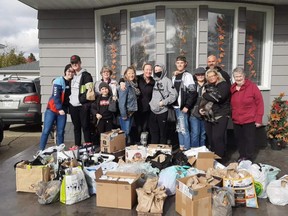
left=175, top=108, right=190, bottom=150
left=119, top=116, right=134, bottom=137
left=39, top=109, right=67, bottom=150
left=190, top=116, right=206, bottom=147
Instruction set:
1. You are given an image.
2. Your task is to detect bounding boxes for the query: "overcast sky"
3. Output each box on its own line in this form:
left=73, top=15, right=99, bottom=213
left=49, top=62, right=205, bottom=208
left=0, top=0, right=39, bottom=59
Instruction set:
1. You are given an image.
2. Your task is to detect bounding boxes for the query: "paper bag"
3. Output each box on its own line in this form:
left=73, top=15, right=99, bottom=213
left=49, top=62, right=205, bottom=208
left=16, top=165, right=50, bottom=193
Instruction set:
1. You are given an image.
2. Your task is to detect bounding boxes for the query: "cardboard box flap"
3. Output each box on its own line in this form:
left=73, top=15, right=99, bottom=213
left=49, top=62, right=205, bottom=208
left=197, top=152, right=221, bottom=159
left=95, top=168, right=140, bottom=184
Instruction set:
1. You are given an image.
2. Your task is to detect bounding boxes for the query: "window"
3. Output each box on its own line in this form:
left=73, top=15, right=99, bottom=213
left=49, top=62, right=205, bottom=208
left=166, top=8, right=197, bottom=76
left=245, top=11, right=265, bottom=86
left=208, top=9, right=234, bottom=75
left=101, top=13, right=121, bottom=79
left=130, top=10, right=156, bottom=71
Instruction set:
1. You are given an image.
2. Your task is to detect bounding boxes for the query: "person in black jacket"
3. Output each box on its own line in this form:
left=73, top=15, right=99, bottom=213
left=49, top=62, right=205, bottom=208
left=69, top=55, right=94, bottom=146
left=206, top=55, right=231, bottom=87
left=200, top=68, right=231, bottom=160
left=91, top=82, right=113, bottom=146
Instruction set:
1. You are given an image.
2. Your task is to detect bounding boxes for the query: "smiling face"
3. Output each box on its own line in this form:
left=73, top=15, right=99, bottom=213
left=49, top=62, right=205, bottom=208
left=143, top=64, right=152, bottom=79
left=100, top=87, right=109, bottom=96
left=175, top=60, right=187, bottom=72
left=64, top=67, right=75, bottom=80
left=71, top=61, right=81, bottom=72
left=206, top=71, right=218, bottom=84
left=101, top=69, right=111, bottom=81
left=233, top=71, right=245, bottom=86
left=125, top=68, right=136, bottom=81
left=207, top=55, right=218, bottom=69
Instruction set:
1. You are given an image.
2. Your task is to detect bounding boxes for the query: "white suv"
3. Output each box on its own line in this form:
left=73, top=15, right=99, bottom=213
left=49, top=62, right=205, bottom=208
left=0, top=76, right=41, bottom=129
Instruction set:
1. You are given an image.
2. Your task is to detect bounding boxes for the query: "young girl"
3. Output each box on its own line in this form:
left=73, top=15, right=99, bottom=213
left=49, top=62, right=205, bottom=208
left=91, top=82, right=114, bottom=145
left=118, top=66, right=139, bottom=145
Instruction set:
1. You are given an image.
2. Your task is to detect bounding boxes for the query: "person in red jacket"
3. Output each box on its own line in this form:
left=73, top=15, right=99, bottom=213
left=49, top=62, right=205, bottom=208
left=230, top=67, right=264, bottom=162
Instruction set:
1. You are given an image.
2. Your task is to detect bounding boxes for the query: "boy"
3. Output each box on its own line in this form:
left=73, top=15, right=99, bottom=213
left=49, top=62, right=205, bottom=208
left=172, top=56, right=197, bottom=150
left=91, top=82, right=114, bottom=145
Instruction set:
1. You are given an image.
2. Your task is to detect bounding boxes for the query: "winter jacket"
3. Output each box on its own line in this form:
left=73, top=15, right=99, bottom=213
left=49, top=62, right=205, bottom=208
left=149, top=63, right=178, bottom=114
left=47, top=76, right=70, bottom=113
left=137, top=74, right=155, bottom=112
left=118, top=81, right=138, bottom=118
left=230, top=79, right=264, bottom=124
left=202, top=80, right=231, bottom=117
left=172, top=71, right=198, bottom=110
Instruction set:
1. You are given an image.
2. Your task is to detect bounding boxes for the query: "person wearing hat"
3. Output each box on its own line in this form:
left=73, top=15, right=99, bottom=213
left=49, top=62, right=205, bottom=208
left=39, top=64, right=75, bottom=150
left=91, top=82, right=114, bottom=146
left=190, top=67, right=207, bottom=147
left=69, top=55, right=94, bottom=146
left=171, top=56, right=197, bottom=150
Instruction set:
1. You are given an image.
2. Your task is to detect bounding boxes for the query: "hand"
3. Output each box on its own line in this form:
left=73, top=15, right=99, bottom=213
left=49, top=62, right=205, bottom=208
left=173, top=70, right=180, bottom=76
left=255, top=123, right=262, bottom=127
left=59, top=110, right=65, bottom=115
left=159, top=101, right=164, bottom=107
left=96, top=114, right=102, bottom=119
left=182, top=107, right=188, bottom=113
left=199, top=108, right=205, bottom=115
left=120, top=82, right=126, bottom=91
left=122, top=116, right=127, bottom=120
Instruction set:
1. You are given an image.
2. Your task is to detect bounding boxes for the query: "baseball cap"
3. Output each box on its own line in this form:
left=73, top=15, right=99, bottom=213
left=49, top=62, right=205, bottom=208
left=70, top=55, right=81, bottom=64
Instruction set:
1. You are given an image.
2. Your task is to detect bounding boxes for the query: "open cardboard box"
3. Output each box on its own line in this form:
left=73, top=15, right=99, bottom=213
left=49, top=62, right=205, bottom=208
left=100, top=129, right=126, bottom=153
left=125, top=145, right=147, bottom=162
left=188, top=152, right=221, bottom=171
left=175, top=174, right=221, bottom=216
left=95, top=168, right=141, bottom=209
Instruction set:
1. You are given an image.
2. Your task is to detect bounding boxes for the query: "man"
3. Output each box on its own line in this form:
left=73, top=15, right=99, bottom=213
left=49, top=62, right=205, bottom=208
left=69, top=55, right=94, bottom=146
left=206, top=55, right=231, bottom=86
left=172, top=56, right=197, bottom=150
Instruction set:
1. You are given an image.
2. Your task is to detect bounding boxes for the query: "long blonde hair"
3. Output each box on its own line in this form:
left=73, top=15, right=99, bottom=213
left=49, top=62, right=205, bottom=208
left=205, top=68, right=225, bottom=85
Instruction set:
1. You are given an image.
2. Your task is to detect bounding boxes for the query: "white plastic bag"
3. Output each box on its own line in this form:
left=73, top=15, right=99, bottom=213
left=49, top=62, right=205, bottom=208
left=267, top=175, right=288, bottom=206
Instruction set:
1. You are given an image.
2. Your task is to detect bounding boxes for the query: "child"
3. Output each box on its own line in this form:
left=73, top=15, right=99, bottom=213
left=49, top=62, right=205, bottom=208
left=91, top=82, right=114, bottom=145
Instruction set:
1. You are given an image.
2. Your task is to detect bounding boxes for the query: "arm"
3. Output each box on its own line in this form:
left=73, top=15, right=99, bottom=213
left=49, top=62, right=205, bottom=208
left=52, top=77, right=64, bottom=112
left=203, top=82, right=230, bottom=103
left=118, top=83, right=128, bottom=119
left=253, top=85, right=264, bottom=125
left=162, top=78, right=178, bottom=106
left=183, top=75, right=197, bottom=110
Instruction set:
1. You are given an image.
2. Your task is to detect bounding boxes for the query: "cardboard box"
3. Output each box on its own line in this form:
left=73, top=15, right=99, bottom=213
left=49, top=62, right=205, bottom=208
left=101, top=129, right=126, bottom=153
left=147, top=144, right=172, bottom=156
left=188, top=152, right=221, bottom=171
left=175, top=174, right=221, bottom=216
left=95, top=168, right=141, bottom=209
left=16, top=165, right=50, bottom=193
left=125, top=145, right=147, bottom=161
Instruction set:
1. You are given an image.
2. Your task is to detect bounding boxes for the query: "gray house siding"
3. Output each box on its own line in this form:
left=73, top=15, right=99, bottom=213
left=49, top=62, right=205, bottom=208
left=272, top=6, right=288, bottom=101
left=38, top=9, right=96, bottom=113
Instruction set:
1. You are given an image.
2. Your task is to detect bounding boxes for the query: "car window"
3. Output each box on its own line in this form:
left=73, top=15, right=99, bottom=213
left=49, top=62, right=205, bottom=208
left=0, top=82, right=36, bottom=94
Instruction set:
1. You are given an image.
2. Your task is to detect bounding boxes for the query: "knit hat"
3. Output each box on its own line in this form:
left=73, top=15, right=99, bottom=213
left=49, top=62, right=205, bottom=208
left=99, top=82, right=110, bottom=91
left=194, top=67, right=206, bottom=75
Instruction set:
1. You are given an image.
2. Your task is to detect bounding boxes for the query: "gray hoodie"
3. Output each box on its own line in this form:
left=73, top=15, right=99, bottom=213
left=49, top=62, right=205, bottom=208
left=149, top=63, right=178, bottom=114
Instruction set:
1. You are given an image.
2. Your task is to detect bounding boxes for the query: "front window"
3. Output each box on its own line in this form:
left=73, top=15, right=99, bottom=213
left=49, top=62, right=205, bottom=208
left=166, top=8, right=197, bottom=76
left=130, top=10, right=156, bottom=71
left=208, top=9, right=234, bottom=75
left=101, top=13, right=121, bottom=79
left=245, top=11, right=265, bottom=85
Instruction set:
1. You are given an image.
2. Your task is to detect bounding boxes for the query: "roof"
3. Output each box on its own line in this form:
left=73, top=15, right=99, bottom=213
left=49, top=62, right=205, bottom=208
left=18, top=0, right=288, bottom=10
left=0, top=61, right=39, bottom=71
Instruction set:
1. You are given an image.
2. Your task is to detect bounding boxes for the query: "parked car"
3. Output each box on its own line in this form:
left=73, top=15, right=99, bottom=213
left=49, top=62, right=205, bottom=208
left=0, top=76, right=42, bottom=129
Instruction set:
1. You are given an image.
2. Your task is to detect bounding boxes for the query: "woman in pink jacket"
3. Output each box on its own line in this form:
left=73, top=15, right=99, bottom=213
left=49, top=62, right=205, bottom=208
left=230, top=67, right=264, bottom=162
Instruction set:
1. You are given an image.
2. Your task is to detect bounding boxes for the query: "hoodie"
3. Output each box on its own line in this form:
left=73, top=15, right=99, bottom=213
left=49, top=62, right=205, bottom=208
left=149, top=63, right=178, bottom=114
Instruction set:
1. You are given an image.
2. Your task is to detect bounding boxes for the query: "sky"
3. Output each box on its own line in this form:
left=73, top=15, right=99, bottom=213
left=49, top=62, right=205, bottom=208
left=0, top=0, right=39, bottom=59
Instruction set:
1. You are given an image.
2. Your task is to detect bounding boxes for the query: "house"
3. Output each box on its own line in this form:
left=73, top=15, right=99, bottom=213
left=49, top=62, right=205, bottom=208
left=18, top=0, right=288, bottom=123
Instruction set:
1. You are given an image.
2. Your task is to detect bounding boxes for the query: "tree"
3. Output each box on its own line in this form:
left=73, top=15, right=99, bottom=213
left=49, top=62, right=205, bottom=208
left=0, top=46, right=36, bottom=68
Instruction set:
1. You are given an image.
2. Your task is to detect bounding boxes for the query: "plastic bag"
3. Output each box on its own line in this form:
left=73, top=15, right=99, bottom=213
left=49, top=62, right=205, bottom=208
left=35, top=180, right=61, bottom=204
left=267, top=175, right=288, bottom=206
left=212, top=187, right=235, bottom=216
left=157, top=166, right=187, bottom=196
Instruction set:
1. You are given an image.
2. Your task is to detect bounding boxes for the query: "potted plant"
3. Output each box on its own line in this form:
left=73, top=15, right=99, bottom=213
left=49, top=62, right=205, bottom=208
left=266, top=93, right=288, bottom=150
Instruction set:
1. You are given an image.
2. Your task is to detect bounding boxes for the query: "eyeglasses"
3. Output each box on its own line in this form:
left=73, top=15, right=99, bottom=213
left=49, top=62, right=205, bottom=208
left=67, top=70, right=75, bottom=73
left=207, top=74, right=217, bottom=79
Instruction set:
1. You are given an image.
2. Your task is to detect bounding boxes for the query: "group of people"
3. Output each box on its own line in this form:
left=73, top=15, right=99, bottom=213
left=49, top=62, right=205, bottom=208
left=39, top=54, right=264, bottom=163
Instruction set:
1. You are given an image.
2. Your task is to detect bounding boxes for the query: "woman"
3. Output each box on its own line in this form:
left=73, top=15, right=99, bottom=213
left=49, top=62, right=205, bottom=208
left=230, top=67, right=264, bottom=162
left=94, top=66, right=118, bottom=98
left=200, top=68, right=230, bottom=159
left=134, top=63, right=155, bottom=143
left=149, top=63, right=177, bottom=144
left=118, top=66, right=139, bottom=145
left=39, top=64, right=74, bottom=150
left=190, top=67, right=207, bottom=147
